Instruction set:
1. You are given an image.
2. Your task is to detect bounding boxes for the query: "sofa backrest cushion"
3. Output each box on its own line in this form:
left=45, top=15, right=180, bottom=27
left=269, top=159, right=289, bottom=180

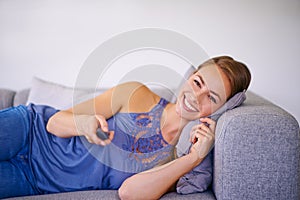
left=25, top=76, right=177, bottom=110
left=0, top=88, right=16, bottom=110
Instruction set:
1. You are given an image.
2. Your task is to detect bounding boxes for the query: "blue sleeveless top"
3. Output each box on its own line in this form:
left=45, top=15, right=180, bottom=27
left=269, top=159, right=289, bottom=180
left=26, top=98, right=175, bottom=194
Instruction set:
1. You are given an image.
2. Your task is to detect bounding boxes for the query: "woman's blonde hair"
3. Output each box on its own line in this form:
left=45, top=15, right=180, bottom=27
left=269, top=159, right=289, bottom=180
left=197, top=56, right=251, bottom=99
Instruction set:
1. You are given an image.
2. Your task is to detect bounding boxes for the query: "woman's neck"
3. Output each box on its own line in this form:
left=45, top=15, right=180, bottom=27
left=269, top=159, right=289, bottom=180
left=161, top=103, right=189, bottom=145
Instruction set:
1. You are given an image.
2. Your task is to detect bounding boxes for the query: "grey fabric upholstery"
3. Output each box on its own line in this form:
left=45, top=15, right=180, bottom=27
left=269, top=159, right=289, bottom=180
left=213, top=92, right=300, bottom=199
left=4, top=190, right=216, bottom=200
left=0, top=88, right=29, bottom=109
left=0, top=88, right=16, bottom=110
left=13, top=88, right=30, bottom=107
left=0, top=88, right=299, bottom=200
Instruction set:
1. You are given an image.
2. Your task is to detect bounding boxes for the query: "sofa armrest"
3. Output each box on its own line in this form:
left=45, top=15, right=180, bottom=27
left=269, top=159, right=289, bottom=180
left=0, top=88, right=16, bottom=110
left=213, top=91, right=300, bottom=200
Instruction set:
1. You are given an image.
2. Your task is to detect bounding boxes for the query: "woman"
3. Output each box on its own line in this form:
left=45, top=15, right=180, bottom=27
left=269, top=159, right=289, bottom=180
left=0, top=56, right=251, bottom=199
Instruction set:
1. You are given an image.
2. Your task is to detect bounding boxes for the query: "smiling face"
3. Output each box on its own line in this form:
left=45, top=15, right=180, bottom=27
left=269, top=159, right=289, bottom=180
left=176, top=64, right=231, bottom=120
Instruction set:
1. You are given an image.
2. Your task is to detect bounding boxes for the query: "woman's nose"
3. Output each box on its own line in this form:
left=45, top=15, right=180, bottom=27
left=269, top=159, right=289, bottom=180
left=190, top=88, right=209, bottom=106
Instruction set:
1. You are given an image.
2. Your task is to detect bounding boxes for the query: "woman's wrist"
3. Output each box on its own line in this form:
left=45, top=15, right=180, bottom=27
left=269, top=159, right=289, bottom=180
left=186, top=151, right=203, bottom=168
left=74, top=114, right=98, bottom=136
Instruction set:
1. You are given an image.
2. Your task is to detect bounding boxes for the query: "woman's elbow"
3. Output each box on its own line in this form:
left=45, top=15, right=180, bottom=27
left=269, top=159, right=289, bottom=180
left=118, top=180, right=161, bottom=200
left=46, top=113, right=65, bottom=137
left=118, top=179, right=141, bottom=200
left=46, top=115, right=55, bottom=133
left=118, top=184, right=132, bottom=200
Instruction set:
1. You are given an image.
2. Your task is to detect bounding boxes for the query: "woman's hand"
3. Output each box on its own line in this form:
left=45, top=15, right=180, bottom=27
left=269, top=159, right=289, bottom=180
left=75, top=114, right=114, bottom=146
left=189, top=117, right=216, bottom=160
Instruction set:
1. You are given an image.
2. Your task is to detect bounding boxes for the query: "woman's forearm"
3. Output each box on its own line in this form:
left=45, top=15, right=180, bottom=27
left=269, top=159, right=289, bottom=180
left=47, top=111, right=98, bottom=138
left=46, top=111, right=80, bottom=138
left=118, top=153, right=202, bottom=200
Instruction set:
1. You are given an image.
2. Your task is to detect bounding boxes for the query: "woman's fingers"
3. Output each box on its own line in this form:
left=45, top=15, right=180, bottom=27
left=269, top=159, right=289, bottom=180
left=190, top=131, right=215, bottom=159
left=95, top=115, right=109, bottom=132
left=200, top=117, right=216, bottom=132
left=108, top=131, right=114, bottom=141
left=190, top=118, right=215, bottom=142
left=191, top=129, right=205, bottom=144
left=191, top=127, right=214, bottom=144
left=86, top=132, right=106, bottom=146
left=95, top=114, right=114, bottom=144
left=189, top=117, right=216, bottom=159
left=83, top=115, right=113, bottom=146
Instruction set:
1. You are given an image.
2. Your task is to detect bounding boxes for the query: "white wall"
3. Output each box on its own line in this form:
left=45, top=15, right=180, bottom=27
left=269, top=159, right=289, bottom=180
left=0, top=0, right=299, bottom=123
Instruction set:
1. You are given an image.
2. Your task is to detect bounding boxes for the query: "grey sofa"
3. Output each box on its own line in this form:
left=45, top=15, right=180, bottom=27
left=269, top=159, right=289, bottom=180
left=0, top=88, right=299, bottom=200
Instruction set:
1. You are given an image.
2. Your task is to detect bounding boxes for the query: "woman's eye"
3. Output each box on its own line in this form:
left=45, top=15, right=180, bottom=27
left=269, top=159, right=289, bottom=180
left=193, top=79, right=201, bottom=87
left=208, top=95, right=217, bottom=104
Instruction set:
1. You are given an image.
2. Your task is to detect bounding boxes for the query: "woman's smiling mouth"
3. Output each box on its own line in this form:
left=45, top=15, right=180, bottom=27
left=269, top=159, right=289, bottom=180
left=183, top=95, right=198, bottom=112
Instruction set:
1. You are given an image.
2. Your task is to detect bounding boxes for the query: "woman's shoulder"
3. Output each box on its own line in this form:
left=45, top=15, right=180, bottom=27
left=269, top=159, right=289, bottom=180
left=115, top=81, right=147, bottom=90
left=112, top=81, right=150, bottom=97
left=114, top=81, right=154, bottom=96
left=115, top=81, right=161, bottom=113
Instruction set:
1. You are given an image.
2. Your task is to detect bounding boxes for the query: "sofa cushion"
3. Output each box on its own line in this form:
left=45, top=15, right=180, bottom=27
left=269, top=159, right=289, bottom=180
left=26, top=77, right=104, bottom=110
left=13, top=89, right=30, bottom=107
left=26, top=76, right=179, bottom=110
left=0, top=88, right=16, bottom=110
left=176, top=151, right=213, bottom=194
left=4, top=189, right=216, bottom=200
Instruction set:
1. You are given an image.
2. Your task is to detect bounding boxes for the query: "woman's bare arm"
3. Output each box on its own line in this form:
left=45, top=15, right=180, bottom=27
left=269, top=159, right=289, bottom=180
left=118, top=152, right=203, bottom=200
left=46, top=86, right=117, bottom=139
left=46, top=82, right=146, bottom=142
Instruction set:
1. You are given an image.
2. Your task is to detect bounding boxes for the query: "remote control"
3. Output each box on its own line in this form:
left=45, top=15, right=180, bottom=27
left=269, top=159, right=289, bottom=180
left=96, top=128, right=109, bottom=140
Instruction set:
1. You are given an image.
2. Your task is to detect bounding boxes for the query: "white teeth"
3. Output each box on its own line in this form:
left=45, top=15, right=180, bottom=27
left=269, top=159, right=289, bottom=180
left=184, top=97, right=197, bottom=112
